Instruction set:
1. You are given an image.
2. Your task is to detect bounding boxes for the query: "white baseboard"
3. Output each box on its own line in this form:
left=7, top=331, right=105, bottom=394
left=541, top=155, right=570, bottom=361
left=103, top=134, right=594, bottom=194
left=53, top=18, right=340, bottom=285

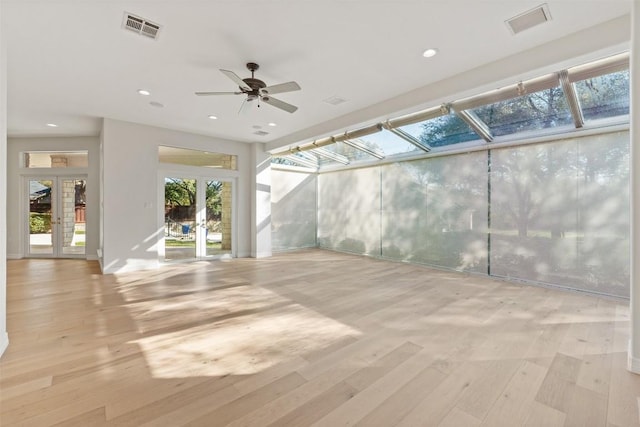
left=628, top=340, right=640, bottom=374
left=251, top=251, right=272, bottom=258
left=7, top=253, right=23, bottom=260
left=86, top=254, right=98, bottom=261
left=0, top=332, right=8, bottom=358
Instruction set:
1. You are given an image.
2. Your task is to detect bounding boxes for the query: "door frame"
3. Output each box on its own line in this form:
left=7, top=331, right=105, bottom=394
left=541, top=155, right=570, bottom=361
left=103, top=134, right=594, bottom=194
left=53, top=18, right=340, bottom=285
left=158, top=166, right=238, bottom=263
left=23, top=175, right=88, bottom=259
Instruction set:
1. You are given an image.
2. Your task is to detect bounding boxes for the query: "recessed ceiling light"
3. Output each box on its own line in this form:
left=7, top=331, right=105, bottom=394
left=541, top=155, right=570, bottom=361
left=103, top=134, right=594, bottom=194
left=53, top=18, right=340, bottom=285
left=268, top=122, right=277, bottom=127
left=138, top=89, right=151, bottom=96
left=46, top=123, right=58, bottom=127
left=149, top=101, right=164, bottom=108
left=422, top=48, right=439, bottom=58
left=208, top=115, right=217, bottom=120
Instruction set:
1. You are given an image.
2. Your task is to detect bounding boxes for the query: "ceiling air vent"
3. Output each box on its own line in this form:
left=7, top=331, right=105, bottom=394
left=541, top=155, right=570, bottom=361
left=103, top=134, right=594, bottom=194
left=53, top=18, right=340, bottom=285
left=253, top=130, right=269, bottom=136
left=123, top=12, right=161, bottom=40
left=323, top=96, right=348, bottom=106
left=505, top=4, right=551, bottom=35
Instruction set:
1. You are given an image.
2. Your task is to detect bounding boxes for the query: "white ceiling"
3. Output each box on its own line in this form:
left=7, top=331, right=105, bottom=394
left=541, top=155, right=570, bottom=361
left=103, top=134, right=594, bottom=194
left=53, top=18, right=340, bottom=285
left=3, top=1, right=632, bottom=152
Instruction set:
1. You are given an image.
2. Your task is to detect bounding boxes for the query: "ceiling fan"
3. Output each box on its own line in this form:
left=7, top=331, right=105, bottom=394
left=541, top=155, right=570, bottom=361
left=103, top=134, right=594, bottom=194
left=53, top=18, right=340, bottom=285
left=195, top=62, right=301, bottom=113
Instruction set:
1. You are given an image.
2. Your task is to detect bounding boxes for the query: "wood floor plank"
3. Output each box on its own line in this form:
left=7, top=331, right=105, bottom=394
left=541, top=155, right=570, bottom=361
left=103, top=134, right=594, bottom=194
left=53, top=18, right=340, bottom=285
left=265, top=381, right=357, bottom=427
left=393, top=359, right=490, bottom=427
left=353, top=365, right=447, bottom=427
left=479, top=360, right=548, bottom=427
left=454, top=359, right=522, bottom=420
left=563, top=384, right=608, bottom=427
left=522, top=401, right=565, bottom=427
left=51, top=407, right=107, bottom=427
left=311, top=348, right=435, bottom=427
left=607, top=352, right=640, bottom=427
left=138, top=383, right=242, bottom=427
left=438, top=407, right=482, bottom=427
left=184, top=372, right=307, bottom=426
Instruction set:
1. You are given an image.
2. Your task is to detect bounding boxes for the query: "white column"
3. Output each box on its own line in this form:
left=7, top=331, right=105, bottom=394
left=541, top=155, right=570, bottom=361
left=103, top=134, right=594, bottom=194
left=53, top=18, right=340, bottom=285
left=630, top=0, right=640, bottom=374
left=251, top=144, right=272, bottom=258
left=0, top=1, right=9, bottom=357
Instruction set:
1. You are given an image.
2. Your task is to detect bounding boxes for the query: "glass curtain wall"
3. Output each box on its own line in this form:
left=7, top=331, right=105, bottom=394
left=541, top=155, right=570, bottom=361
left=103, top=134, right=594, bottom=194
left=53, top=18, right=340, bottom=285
left=490, top=131, right=629, bottom=297
left=318, top=167, right=381, bottom=256
left=313, top=130, right=629, bottom=298
left=381, top=152, right=488, bottom=272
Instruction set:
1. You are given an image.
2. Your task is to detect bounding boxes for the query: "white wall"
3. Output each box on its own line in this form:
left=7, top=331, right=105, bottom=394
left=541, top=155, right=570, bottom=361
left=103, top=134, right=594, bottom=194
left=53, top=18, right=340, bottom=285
left=101, top=119, right=253, bottom=273
left=271, top=166, right=317, bottom=251
left=0, top=1, right=8, bottom=357
left=6, top=136, right=100, bottom=259
left=251, top=144, right=272, bottom=258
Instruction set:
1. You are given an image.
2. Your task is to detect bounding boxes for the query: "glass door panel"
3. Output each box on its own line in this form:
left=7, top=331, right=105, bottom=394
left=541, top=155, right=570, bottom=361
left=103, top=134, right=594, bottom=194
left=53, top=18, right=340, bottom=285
left=29, top=179, right=54, bottom=255
left=61, top=179, right=86, bottom=256
left=205, top=180, right=232, bottom=257
left=164, top=178, right=197, bottom=261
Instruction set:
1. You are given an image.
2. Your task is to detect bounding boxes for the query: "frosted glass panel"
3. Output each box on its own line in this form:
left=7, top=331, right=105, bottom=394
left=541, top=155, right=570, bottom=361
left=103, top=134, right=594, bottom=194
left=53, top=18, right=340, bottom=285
left=318, top=167, right=381, bottom=256
left=490, top=132, right=629, bottom=297
left=381, top=153, right=488, bottom=272
left=577, top=132, right=629, bottom=297
left=271, top=169, right=317, bottom=251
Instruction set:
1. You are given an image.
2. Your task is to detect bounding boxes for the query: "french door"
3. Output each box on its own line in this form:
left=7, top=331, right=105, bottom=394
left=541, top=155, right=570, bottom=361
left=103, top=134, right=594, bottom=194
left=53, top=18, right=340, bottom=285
left=27, top=176, right=87, bottom=258
left=163, top=177, right=234, bottom=262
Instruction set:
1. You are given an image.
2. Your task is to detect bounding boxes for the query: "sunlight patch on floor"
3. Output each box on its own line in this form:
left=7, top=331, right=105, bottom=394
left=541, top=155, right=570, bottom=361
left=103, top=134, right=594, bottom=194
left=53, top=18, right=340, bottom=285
left=133, top=302, right=361, bottom=378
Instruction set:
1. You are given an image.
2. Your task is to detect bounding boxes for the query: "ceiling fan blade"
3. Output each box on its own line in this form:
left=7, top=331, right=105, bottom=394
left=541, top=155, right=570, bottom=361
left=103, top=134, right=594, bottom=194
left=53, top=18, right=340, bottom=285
left=238, top=97, right=250, bottom=115
left=220, top=69, right=251, bottom=91
left=262, top=96, right=298, bottom=113
left=261, top=81, right=301, bottom=95
left=195, top=91, right=243, bottom=96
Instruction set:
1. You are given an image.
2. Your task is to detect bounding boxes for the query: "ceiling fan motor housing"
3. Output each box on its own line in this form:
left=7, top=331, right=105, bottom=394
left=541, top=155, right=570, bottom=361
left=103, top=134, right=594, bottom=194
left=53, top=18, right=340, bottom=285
left=242, top=77, right=267, bottom=91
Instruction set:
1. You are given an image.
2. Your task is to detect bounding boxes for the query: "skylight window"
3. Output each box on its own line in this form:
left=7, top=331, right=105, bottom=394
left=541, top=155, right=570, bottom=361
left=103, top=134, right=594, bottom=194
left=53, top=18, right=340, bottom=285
left=574, top=69, right=629, bottom=122
left=471, top=87, right=572, bottom=137
left=397, top=114, right=479, bottom=148
left=271, top=52, right=630, bottom=171
left=314, top=141, right=365, bottom=164
left=356, top=131, right=419, bottom=156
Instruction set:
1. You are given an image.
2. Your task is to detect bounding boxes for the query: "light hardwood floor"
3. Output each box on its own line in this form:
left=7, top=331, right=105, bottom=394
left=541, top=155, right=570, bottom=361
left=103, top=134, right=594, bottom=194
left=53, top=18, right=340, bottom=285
left=1, top=249, right=639, bottom=426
